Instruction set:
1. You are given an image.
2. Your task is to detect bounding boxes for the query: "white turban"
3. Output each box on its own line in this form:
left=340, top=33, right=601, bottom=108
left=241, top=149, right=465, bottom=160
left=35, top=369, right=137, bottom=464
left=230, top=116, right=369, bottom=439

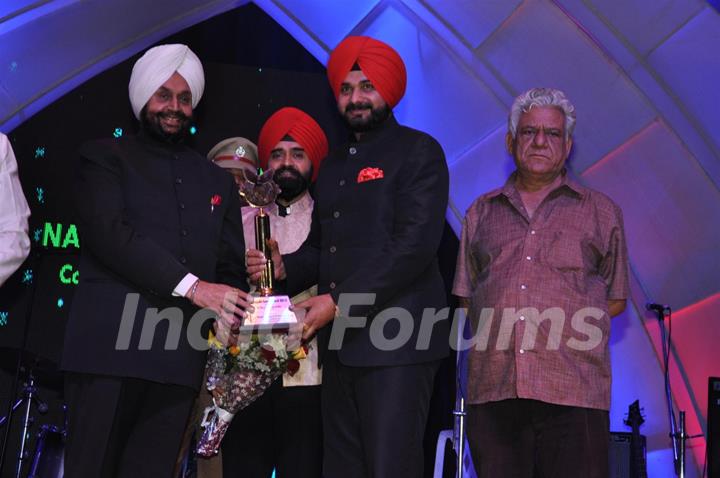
left=128, top=44, right=205, bottom=119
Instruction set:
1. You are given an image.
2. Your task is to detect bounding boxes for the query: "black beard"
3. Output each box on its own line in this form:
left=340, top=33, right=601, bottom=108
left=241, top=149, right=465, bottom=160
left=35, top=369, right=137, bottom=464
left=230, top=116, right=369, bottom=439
left=342, top=102, right=391, bottom=132
left=140, top=106, right=192, bottom=144
left=275, top=166, right=310, bottom=202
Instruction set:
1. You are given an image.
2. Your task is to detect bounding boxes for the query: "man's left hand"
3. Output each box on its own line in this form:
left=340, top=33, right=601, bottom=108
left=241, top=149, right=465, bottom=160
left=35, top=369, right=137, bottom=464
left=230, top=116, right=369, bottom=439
left=246, top=239, right=286, bottom=284
left=294, top=293, right=336, bottom=341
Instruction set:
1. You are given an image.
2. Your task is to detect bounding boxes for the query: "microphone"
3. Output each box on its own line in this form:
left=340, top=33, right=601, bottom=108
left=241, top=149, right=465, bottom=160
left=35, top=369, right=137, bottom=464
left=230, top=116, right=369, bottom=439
left=646, top=303, right=669, bottom=313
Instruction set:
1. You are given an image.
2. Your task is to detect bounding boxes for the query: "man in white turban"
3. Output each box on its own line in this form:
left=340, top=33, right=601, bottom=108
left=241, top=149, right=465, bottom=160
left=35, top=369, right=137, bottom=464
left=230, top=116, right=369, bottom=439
left=61, top=43, right=253, bottom=477
left=128, top=43, right=205, bottom=143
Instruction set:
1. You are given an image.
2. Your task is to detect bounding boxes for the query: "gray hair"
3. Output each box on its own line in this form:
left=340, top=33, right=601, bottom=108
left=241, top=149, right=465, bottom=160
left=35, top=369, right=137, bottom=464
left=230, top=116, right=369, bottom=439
left=508, top=88, right=576, bottom=141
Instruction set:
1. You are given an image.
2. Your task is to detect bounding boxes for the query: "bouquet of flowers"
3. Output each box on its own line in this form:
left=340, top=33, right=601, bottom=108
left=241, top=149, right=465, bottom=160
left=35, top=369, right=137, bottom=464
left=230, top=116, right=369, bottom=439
left=195, top=331, right=307, bottom=456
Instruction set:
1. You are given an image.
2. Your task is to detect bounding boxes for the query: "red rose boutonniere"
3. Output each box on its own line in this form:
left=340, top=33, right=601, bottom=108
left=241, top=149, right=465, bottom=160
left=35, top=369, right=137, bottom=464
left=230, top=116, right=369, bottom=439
left=210, top=194, right=222, bottom=212
left=357, top=167, right=384, bottom=183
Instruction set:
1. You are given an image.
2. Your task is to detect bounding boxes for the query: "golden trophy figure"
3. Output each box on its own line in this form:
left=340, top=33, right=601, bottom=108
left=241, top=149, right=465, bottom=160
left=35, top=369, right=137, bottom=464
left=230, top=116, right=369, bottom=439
left=238, top=169, right=297, bottom=329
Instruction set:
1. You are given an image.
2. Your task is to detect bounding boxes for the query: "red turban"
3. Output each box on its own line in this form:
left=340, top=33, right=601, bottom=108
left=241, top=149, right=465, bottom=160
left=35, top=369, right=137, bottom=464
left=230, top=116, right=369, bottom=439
left=258, top=107, right=328, bottom=181
left=327, top=36, right=407, bottom=108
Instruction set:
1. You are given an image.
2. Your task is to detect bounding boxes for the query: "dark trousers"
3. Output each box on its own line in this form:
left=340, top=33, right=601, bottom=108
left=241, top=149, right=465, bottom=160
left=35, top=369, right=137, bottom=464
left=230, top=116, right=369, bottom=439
left=322, top=352, right=439, bottom=478
left=221, top=378, right=323, bottom=478
left=64, top=372, right=195, bottom=478
left=467, top=399, right=609, bottom=478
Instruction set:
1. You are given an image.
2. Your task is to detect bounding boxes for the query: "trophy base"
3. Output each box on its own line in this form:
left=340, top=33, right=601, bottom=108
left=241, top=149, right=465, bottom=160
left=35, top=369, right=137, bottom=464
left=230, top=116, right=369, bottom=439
left=241, top=294, right=298, bottom=331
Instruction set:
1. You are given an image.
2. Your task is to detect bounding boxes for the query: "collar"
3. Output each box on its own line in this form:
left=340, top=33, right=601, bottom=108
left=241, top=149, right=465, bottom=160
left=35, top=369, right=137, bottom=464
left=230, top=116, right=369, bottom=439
left=488, top=169, right=587, bottom=200
left=275, top=190, right=313, bottom=217
left=348, top=113, right=400, bottom=144
left=136, top=128, right=191, bottom=155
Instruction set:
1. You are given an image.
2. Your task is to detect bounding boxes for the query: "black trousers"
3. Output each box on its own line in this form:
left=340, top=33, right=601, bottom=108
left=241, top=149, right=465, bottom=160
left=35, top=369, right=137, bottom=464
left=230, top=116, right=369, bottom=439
left=467, top=399, right=609, bottom=478
left=321, top=352, right=439, bottom=478
left=64, top=372, right=195, bottom=478
left=221, top=378, right=323, bottom=478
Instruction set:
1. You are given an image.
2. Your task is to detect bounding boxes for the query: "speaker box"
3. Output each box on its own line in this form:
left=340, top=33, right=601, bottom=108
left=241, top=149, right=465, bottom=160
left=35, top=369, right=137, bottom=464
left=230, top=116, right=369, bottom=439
left=609, top=432, right=646, bottom=478
left=709, top=377, right=720, bottom=478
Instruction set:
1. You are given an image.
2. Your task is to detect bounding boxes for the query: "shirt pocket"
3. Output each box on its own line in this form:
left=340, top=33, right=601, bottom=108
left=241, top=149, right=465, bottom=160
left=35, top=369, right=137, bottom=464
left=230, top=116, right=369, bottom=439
left=469, top=240, right=500, bottom=286
left=543, top=230, right=586, bottom=271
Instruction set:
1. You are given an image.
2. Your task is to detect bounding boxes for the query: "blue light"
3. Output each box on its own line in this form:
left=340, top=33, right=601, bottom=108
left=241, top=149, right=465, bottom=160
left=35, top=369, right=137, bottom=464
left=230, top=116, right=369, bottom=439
left=21, top=269, right=33, bottom=284
left=33, top=228, right=42, bottom=242
left=57, top=298, right=64, bottom=308
left=190, top=126, right=198, bottom=135
left=0, top=312, right=7, bottom=326
left=113, top=127, right=123, bottom=138
left=34, top=147, right=45, bottom=158
left=36, top=187, right=44, bottom=204
left=9, top=61, right=17, bottom=72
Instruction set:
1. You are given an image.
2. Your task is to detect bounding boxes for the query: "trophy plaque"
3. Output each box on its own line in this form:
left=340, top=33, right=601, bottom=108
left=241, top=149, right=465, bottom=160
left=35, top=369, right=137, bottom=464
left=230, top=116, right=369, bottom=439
left=238, top=169, right=298, bottom=330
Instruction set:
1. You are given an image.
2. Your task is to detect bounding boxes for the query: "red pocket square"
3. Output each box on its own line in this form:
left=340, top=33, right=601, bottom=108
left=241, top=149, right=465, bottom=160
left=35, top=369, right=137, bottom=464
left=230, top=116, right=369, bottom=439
left=357, top=167, right=384, bottom=183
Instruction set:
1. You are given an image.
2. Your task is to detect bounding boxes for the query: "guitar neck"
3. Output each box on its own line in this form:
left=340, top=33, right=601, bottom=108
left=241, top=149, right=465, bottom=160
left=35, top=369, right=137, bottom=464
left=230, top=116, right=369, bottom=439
left=629, top=425, right=647, bottom=478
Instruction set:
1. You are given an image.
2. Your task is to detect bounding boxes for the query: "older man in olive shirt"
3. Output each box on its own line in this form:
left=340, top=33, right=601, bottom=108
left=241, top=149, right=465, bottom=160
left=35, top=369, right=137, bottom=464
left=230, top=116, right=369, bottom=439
left=453, top=88, right=629, bottom=478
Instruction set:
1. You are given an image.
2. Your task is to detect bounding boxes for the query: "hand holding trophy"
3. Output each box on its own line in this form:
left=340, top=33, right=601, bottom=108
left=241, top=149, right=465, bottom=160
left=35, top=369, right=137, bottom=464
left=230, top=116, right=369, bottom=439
left=195, top=168, right=307, bottom=457
left=238, top=168, right=297, bottom=330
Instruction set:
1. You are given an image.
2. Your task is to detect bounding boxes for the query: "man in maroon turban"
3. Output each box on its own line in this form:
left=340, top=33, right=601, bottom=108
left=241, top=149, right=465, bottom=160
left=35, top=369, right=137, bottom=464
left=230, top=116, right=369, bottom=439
left=224, top=106, right=328, bottom=478
left=247, top=36, right=450, bottom=478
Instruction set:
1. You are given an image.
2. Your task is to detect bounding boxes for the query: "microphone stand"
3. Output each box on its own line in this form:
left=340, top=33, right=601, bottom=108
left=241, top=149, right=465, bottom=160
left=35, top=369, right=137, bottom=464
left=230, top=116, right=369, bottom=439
left=453, top=395, right=466, bottom=478
left=650, top=305, right=682, bottom=476
left=452, top=307, right=471, bottom=478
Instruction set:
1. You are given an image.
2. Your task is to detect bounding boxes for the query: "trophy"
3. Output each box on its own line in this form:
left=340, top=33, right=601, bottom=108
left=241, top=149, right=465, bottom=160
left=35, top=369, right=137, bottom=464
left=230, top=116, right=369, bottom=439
left=238, top=169, right=298, bottom=330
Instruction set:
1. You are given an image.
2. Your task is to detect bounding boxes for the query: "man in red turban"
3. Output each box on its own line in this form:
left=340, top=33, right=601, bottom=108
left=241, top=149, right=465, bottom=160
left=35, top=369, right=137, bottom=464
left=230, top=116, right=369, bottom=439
left=223, top=107, right=327, bottom=478
left=327, top=36, right=407, bottom=110
left=257, top=106, right=328, bottom=182
left=247, top=36, right=450, bottom=478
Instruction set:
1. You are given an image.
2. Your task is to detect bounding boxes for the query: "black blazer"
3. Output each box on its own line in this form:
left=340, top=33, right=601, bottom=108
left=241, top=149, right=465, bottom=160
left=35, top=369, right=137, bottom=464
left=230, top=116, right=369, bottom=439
left=61, top=132, right=247, bottom=389
left=285, top=116, right=450, bottom=367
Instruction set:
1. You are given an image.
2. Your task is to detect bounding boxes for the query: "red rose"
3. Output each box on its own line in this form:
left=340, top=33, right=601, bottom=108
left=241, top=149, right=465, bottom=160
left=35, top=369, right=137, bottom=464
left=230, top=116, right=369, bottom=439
left=210, top=194, right=222, bottom=206
left=260, top=346, right=276, bottom=362
left=286, top=359, right=300, bottom=376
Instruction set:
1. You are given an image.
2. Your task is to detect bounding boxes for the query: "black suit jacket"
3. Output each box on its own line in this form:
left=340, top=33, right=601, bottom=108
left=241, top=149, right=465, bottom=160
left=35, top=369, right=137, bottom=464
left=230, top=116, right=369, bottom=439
left=61, top=132, right=247, bottom=390
left=285, top=116, right=450, bottom=367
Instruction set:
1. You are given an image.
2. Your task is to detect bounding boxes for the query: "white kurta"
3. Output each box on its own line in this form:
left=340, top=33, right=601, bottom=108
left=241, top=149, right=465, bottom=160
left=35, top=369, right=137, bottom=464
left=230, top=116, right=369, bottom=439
left=0, top=133, right=31, bottom=286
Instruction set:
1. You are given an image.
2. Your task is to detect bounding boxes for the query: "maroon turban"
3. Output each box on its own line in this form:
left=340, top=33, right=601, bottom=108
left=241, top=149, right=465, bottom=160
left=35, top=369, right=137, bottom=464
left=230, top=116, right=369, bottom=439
left=258, top=107, right=328, bottom=181
left=327, top=36, right=407, bottom=108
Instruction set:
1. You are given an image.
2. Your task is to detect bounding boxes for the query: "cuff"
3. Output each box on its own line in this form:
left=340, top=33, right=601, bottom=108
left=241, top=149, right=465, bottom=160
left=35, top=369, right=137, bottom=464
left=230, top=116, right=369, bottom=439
left=173, top=273, right=199, bottom=297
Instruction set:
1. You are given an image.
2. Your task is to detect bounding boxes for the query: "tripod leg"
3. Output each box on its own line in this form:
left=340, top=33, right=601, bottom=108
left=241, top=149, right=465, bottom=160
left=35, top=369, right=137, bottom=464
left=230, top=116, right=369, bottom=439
left=0, top=399, right=25, bottom=428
